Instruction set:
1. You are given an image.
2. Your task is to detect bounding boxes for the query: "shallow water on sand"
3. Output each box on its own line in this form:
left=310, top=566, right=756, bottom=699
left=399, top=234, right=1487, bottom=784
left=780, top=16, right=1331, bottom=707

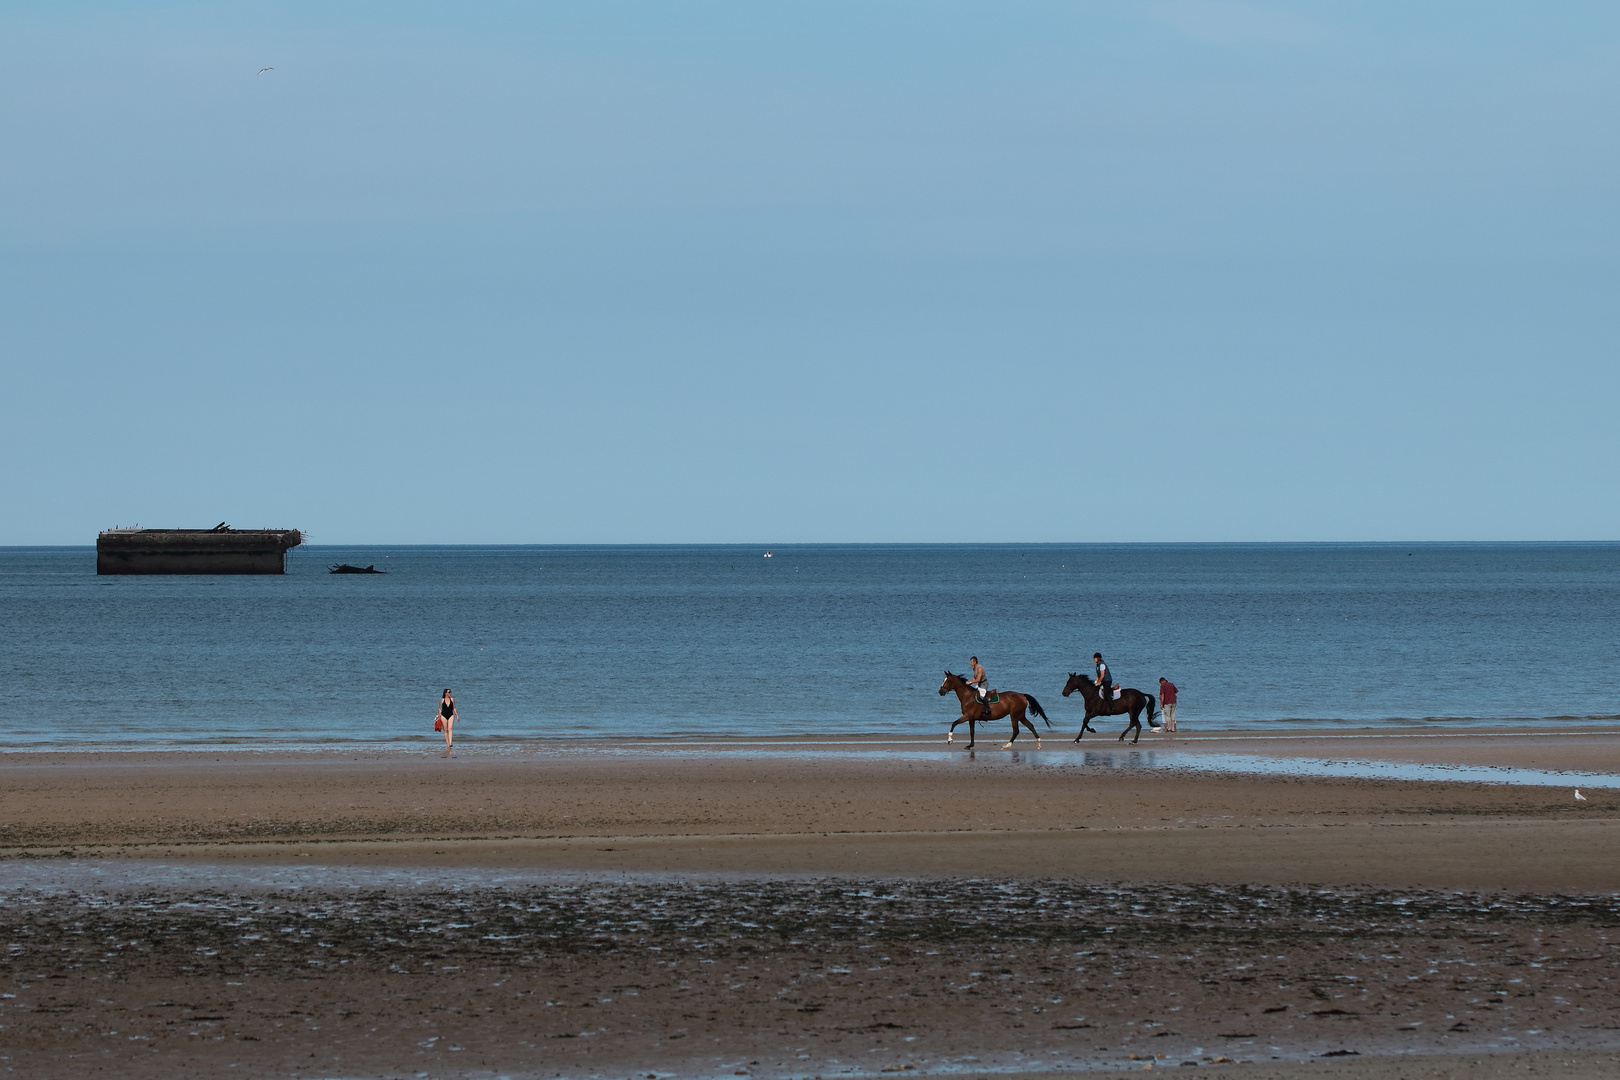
left=26, top=739, right=1613, bottom=791
left=4, top=542, right=1618, bottom=746
left=1052, top=748, right=1620, bottom=790
left=538, top=743, right=1620, bottom=790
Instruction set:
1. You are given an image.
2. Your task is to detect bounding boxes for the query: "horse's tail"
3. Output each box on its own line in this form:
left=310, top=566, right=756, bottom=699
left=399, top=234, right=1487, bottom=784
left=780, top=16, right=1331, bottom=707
left=1026, top=694, right=1051, bottom=728
left=1147, top=694, right=1159, bottom=723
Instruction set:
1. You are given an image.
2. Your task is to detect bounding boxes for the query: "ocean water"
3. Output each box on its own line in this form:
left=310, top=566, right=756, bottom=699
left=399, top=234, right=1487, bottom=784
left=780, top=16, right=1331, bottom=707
left=1, top=543, right=1616, bottom=748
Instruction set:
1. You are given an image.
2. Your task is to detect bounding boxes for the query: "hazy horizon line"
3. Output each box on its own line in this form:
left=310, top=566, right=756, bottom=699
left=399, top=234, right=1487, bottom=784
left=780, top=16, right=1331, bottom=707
left=8, top=539, right=1619, bottom=550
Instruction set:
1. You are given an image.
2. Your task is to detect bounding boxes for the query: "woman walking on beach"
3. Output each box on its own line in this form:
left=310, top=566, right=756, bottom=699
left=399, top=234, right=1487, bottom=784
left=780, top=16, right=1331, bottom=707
left=436, top=689, right=458, bottom=754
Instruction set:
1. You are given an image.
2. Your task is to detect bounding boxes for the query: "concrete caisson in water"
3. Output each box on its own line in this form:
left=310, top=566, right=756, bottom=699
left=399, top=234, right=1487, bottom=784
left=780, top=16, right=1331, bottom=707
left=95, top=526, right=304, bottom=575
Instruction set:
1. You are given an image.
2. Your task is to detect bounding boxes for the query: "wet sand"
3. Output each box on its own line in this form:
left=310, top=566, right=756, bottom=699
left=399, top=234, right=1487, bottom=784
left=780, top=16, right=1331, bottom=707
left=3, top=730, right=1619, bottom=1078
left=4, top=731, right=1618, bottom=888
left=1157, top=727, right=1620, bottom=774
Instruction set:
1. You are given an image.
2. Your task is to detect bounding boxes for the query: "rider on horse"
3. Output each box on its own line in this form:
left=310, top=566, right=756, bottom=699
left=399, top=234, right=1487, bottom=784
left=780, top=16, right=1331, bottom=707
left=1093, top=653, right=1113, bottom=707
left=969, top=656, right=993, bottom=716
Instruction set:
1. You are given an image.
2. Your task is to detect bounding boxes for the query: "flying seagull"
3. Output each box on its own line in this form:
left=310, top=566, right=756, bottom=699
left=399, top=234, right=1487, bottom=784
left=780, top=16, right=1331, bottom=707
left=1575, top=789, right=1587, bottom=801
left=258, top=67, right=273, bottom=75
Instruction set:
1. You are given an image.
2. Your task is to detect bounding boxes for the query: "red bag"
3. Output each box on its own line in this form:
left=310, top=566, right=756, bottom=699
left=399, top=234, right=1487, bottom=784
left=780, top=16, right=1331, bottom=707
left=434, top=717, right=444, bottom=731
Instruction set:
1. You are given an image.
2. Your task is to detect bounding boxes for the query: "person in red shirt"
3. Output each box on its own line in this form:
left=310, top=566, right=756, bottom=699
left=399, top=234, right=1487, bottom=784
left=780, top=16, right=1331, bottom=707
left=1158, top=677, right=1178, bottom=732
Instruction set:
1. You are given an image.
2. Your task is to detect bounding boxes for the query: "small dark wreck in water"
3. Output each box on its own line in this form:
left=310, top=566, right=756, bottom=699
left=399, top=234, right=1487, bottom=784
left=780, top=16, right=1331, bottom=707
left=328, top=563, right=386, bottom=574
left=96, top=523, right=303, bottom=575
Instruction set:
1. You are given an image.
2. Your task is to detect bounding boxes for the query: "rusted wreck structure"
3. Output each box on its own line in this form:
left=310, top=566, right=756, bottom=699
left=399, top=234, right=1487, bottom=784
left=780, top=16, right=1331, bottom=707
left=96, top=524, right=303, bottom=575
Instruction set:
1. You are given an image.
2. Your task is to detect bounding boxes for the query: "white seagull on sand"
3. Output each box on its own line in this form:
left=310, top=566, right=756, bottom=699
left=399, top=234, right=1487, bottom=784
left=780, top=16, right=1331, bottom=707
left=1575, top=789, right=1587, bottom=801
left=258, top=67, right=274, bottom=75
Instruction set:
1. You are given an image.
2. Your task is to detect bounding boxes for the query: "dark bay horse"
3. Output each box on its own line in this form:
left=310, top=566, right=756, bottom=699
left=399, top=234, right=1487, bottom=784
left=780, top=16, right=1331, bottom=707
left=1061, top=673, right=1159, bottom=745
left=939, top=671, right=1050, bottom=749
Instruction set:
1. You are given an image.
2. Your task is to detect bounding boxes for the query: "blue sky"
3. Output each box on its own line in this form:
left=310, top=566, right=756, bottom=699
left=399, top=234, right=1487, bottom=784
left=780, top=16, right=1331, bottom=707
left=3, top=1, right=1616, bottom=543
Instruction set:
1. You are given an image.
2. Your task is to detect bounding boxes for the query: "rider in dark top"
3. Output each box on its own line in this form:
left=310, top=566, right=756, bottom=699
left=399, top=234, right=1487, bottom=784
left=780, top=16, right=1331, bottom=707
left=1092, top=653, right=1112, bottom=710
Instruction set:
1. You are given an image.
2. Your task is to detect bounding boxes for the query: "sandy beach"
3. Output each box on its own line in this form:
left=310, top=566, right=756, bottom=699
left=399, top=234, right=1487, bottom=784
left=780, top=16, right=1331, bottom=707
left=3, top=730, right=1619, bottom=1078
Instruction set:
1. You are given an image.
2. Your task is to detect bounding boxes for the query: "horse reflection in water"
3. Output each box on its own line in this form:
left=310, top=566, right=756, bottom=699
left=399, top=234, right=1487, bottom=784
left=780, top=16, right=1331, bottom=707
left=1062, top=673, right=1160, bottom=745
left=938, top=671, right=1050, bottom=749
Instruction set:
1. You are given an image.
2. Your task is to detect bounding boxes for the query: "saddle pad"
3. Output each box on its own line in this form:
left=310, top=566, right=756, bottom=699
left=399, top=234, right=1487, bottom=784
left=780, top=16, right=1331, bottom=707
left=987, top=692, right=1000, bottom=703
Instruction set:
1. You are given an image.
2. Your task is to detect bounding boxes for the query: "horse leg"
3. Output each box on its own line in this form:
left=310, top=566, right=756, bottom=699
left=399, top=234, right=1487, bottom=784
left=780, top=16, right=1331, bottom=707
left=948, top=712, right=978, bottom=744
left=1015, top=705, right=1042, bottom=749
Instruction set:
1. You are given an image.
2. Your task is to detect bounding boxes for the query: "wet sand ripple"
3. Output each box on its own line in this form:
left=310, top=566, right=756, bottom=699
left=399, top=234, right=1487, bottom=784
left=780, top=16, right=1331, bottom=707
left=3, top=878, right=1619, bottom=1078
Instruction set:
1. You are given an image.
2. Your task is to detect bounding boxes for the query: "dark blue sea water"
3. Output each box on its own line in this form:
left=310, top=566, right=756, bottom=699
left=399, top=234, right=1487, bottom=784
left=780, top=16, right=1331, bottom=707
left=2, top=543, right=1617, bottom=748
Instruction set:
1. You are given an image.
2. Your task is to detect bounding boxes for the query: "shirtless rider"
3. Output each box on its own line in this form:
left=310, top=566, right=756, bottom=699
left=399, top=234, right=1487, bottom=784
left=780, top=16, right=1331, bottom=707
left=969, top=656, right=991, bottom=703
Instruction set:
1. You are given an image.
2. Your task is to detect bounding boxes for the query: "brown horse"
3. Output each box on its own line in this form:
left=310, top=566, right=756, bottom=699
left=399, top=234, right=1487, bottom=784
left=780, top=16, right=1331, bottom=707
left=939, top=671, right=1050, bottom=749
left=1061, top=673, right=1159, bottom=745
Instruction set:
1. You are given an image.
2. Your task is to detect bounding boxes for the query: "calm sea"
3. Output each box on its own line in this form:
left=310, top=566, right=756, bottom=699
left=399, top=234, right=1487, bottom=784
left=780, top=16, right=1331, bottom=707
left=2, top=543, right=1616, bottom=748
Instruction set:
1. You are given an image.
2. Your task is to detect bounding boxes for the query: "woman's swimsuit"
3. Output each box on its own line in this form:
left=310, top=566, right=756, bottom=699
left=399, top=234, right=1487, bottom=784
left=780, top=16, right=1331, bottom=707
left=441, top=700, right=455, bottom=719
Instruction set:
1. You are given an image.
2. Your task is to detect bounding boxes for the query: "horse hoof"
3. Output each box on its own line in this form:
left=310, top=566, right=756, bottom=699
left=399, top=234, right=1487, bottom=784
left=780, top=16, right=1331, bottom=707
left=1035, top=739, right=1042, bottom=749
left=946, top=733, right=953, bottom=745
left=1001, top=742, right=1013, bottom=749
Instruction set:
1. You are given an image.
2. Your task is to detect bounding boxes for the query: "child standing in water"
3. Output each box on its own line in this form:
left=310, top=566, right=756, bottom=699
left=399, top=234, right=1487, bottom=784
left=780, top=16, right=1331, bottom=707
left=436, top=689, right=458, bottom=754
